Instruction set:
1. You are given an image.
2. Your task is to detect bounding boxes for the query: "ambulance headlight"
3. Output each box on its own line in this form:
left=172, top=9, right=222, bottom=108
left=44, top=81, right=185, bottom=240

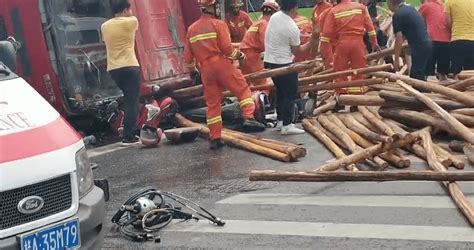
left=76, top=148, right=94, bottom=198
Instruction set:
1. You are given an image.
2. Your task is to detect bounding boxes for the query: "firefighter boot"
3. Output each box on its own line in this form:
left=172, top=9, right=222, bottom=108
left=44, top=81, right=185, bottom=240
left=210, top=139, right=225, bottom=150
left=242, top=118, right=266, bottom=132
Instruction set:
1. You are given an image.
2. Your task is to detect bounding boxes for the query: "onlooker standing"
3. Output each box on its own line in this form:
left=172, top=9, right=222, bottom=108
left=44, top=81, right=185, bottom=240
left=388, top=0, right=432, bottom=81
left=264, top=0, right=317, bottom=135
left=445, top=0, right=474, bottom=78
left=102, top=0, right=141, bottom=145
left=419, top=0, right=451, bottom=81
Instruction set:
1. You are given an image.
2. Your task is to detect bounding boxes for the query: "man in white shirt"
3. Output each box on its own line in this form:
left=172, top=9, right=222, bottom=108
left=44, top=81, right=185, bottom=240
left=264, top=0, right=317, bottom=135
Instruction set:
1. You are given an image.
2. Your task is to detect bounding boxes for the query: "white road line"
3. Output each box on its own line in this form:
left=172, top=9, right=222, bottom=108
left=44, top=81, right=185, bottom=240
left=164, top=220, right=474, bottom=242
left=87, top=142, right=130, bottom=157
left=217, top=194, right=458, bottom=209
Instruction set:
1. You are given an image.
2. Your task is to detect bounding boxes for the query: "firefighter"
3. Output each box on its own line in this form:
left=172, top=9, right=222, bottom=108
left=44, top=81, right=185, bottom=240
left=239, top=0, right=280, bottom=94
left=312, top=0, right=332, bottom=28
left=293, top=15, right=314, bottom=62
left=225, top=0, right=253, bottom=43
left=320, top=0, right=380, bottom=94
left=184, top=0, right=266, bottom=150
left=317, top=0, right=338, bottom=68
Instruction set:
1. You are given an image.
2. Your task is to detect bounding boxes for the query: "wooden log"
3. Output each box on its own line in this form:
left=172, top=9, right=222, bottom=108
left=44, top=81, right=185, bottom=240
left=372, top=72, right=474, bottom=107
left=174, top=114, right=292, bottom=162
left=223, top=129, right=306, bottom=160
left=305, top=119, right=358, bottom=171
left=315, top=129, right=421, bottom=171
left=379, top=108, right=453, bottom=133
left=359, top=106, right=401, bottom=140
left=299, top=64, right=393, bottom=86
left=313, top=97, right=336, bottom=116
left=396, top=80, right=474, bottom=143
left=353, top=113, right=382, bottom=133
left=366, top=44, right=408, bottom=61
left=464, top=145, right=474, bottom=164
left=449, top=140, right=469, bottom=152
left=299, top=78, right=384, bottom=92
left=451, top=108, right=474, bottom=116
left=153, top=77, right=194, bottom=92
left=458, top=70, right=474, bottom=80
left=249, top=170, right=474, bottom=182
left=171, top=84, right=204, bottom=99
left=329, top=115, right=400, bottom=169
left=433, top=144, right=465, bottom=169
left=369, top=84, right=404, bottom=92
left=339, top=114, right=392, bottom=143
left=384, top=120, right=452, bottom=167
left=246, top=60, right=319, bottom=81
left=420, top=130, right=474, bottom=226
left=379, top=90, right=467, bottom=111
left=337, top=95, right=385, bottom=106
left=315, top=68, right=334, bottom=75
left=318, top=115, right=362, bottom=153
left=449, top=77, right=474, bottom=91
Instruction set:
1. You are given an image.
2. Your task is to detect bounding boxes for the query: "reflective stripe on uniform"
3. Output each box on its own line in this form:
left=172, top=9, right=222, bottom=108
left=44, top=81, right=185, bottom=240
left=344, top=87, right=363, bottom=93
left=248, top=26, right=259, bottom=32
left=207, top=116, right=223, bottom=125
left=368, top=30, right=376, bottom=36
left=239, top=98, right=254, bottom=107
left=320, top=36, right=330, bottom=43
left=230, top=22, right=236, bottom=27
left=334, top=9, right=362, bottom=19
left=190, top=32, right=217, bottom=43
left=228, top=49, right=239, bottom=59
left=238, top=21, right=245, bottom=27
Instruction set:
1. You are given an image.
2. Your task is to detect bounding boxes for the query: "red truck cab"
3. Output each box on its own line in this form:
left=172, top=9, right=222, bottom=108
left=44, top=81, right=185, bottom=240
left=0, top=0, right=192, bottom=131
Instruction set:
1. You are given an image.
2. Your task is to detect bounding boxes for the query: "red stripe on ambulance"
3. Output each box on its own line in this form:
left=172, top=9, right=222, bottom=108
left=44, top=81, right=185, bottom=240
left=0, top=117, right=81, bottom=163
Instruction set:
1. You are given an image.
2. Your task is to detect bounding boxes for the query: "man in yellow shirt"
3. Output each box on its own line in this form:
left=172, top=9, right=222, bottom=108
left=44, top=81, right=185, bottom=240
left=102, top=0, right=141, bottom=145
left=445, top=0, right=474, bottom=78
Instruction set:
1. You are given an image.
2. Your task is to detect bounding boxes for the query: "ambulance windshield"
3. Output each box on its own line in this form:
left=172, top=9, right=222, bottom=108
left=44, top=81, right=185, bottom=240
left=48, top=0, right=122, bottom=110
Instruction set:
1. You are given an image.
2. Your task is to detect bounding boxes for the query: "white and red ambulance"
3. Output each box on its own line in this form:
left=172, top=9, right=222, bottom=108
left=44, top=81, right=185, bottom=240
left=0, top=62, right=106, bottom=249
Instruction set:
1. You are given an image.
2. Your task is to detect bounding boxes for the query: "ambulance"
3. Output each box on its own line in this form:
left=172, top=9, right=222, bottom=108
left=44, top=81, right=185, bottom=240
left=0, top=62, right=106, bottom=249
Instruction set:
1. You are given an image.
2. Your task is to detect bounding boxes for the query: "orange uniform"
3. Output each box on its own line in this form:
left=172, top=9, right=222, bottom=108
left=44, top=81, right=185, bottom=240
left=184, top=15, right=255, bottom=140
left=312, top=1, right=332, bottom=29
left=225, top=10, right=253, bottom=43
left=320, top=0, right=377, bottom=94
left=240, top=16, right=270, bottom=93
left=318, top=7, right=335, bottom=67
left=293, top=15, right=314, bottom=63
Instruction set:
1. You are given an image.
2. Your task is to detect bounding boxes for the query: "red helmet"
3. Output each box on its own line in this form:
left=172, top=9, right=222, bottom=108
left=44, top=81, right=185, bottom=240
left=230, top=0, right=244, bottom=7
left=140, top=125, right=163, bottom=147
left=261, top=0, right=280, bottom=12
left=198, top=0, right=217, bottom=7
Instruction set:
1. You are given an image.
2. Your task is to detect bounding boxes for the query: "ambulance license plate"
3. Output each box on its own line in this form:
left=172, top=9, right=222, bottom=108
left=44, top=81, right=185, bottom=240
left=21, top=219, right=80, bottom=250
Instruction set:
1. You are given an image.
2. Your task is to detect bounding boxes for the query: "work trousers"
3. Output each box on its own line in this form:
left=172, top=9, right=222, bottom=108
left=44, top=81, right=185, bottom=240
left=239, top=49, right=269, bottom=94
left=333, top=37, right=366, bottom=94
left=451, top=40, right=474, bottom=75
left=109, top=66, right=141, bottom=140
left=201, top=56, right=255, bottom=140
left=426, top=41, right=451, bottom=76
left=410, top=41, right=432, bottom=81
left=264, top=62, right=298, bottom=126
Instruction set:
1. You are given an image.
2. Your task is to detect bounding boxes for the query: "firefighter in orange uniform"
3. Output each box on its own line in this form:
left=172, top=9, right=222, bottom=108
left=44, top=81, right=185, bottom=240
left=320, top=0, right=380, bottom=94
left=184, top=0, right=266, bottom=150
left=225, top=0, right=253, bottom=43
left=317, top=0, right=337, bottom=68
left=293, top=15, right=314, bottom=62
left=239, top=0, right=280, bottom=94
left=312, top=0, right=332, bottom=28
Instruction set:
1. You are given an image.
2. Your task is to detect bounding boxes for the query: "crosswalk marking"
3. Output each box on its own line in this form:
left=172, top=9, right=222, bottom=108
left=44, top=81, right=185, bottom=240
left=164, top=220, right=474, bottom=242
left=217, top=194, right=458, bottom=209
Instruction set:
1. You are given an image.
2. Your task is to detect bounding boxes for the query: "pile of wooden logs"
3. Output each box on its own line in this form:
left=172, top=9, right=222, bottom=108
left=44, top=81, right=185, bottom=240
left=248, top=65, right=474, bottom=226
left=174, top=114, right=306, bottom=162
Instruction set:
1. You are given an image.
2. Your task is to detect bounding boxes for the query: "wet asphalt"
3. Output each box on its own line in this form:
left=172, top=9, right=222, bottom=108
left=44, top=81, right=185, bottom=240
left=90, top=128, right=474, bottom=249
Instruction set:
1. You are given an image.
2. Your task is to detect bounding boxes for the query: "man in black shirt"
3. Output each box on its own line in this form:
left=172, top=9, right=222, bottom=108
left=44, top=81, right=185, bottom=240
left=389, top=0, right=432, bottom=81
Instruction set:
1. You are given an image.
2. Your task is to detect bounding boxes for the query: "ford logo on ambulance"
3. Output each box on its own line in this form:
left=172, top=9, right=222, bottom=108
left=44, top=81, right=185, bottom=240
left=17, top=196, right=45, bottom=214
